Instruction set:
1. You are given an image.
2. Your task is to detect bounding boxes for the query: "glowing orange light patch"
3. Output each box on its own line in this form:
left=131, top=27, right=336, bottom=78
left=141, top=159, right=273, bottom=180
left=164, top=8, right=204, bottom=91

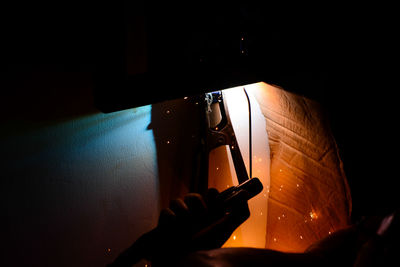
left=207, top=82, right=351, bottom=252
left=309, top=211, right=318, bottom=220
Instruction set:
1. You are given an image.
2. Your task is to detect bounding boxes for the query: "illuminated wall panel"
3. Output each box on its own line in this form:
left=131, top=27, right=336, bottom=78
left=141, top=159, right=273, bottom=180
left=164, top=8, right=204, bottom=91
left=209, top=82, right=351, bottom=252
left=208, top=85, right=271, bottom=248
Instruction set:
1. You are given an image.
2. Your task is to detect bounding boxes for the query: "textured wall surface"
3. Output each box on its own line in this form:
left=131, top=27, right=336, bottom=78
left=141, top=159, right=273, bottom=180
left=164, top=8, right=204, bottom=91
left=1, top=73, right=162, bottom=267
left=1, top=72, right=204, bottom=267
left=251, top=82, right=352, bottom=252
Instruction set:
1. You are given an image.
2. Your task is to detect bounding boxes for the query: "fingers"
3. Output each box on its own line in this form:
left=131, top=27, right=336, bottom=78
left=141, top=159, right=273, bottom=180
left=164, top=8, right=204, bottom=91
left=184, top=193, right=207, bottom=218
left=157, top=188, right=251, bottom=252
left=191, top=201, right=250, bottom=250
left=170, top=198, right=189, bottom=218
left=205, top=188, right=223, bottom=216
left=226, top=201, right=250, bottom=228
left=161, top=188, right=250, bottom=225
left=159, top=193, right=208, bottom=228
left=205, top=188, right=219, bottom=206
left=224, top=189, right=251, bottom=209
left=158, top=208, right=176, bottom=227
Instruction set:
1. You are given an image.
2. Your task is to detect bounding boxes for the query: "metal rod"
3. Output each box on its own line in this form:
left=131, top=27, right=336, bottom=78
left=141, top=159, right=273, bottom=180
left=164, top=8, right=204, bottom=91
left=243, top=88, right=252, bottom=179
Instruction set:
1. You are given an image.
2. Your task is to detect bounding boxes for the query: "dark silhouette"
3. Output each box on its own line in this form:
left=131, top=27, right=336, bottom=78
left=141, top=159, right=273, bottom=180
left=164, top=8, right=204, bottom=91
left=108, top=179, right=399, bottom=266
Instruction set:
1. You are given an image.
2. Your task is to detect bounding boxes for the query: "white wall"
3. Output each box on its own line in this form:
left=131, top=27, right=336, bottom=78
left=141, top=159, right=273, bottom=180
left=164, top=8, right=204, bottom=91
left=1, top=73, right=162, bottom=266
left=1, top=72, right=267, bottom=266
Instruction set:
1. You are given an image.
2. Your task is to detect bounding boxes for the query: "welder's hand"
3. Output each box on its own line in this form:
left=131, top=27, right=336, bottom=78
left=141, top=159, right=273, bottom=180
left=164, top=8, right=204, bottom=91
left=150, top=188, right=250, bottom=265
left=108, top=188, right=250, bottom=267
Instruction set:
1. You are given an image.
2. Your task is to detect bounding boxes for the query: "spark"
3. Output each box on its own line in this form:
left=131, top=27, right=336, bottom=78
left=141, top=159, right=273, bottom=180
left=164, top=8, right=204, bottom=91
left=309, top=211, right=318, bottom=219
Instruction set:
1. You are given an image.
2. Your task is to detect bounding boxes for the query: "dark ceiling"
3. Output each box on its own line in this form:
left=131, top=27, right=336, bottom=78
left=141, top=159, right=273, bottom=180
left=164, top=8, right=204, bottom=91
left=2, top=1, right=399, bottom=219
left=2, top=2, right=398, bottom=108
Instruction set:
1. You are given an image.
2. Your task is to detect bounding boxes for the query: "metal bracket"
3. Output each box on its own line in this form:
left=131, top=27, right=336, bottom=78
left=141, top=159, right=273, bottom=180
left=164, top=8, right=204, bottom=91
left=205, top=91, right=249, bottom=184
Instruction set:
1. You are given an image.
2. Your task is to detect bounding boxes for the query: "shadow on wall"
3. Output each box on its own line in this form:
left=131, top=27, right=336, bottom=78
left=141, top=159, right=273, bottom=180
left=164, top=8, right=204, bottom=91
left=0, top=71, right=217, bottom=267
left=149, top=96, right=205, bottom=208
left=1, top=72, right=159, bottom=267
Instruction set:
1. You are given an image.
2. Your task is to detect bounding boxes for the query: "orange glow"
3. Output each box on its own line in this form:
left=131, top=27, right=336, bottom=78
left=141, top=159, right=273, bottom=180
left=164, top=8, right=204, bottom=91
left=250, top=82, right=351, bottom=252
left=208, top=85, right=270, bottom=248
left=309, top=211, right=318, bottom=220
left=208, top=82, right=351, bottom=252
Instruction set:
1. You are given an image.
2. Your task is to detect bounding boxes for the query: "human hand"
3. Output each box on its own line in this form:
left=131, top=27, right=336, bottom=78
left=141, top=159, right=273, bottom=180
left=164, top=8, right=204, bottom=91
left=107, top=187, right=251, bottom=267
left=150, top=188, right=250, bottom=265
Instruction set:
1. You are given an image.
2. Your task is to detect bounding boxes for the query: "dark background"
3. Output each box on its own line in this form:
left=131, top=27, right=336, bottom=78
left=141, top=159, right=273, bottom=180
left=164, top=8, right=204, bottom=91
left=2, top=0, right=399, bottom=233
